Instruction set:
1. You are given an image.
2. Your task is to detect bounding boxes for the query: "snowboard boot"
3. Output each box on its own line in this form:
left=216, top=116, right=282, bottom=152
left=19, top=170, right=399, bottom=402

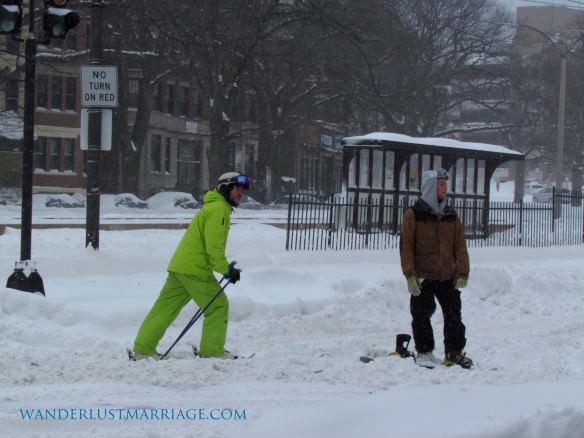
left=416, top=351, right=441, bottom=369
left=443, top=351, right=473, bottom=369
left=394, top=333, right=415, bottom=359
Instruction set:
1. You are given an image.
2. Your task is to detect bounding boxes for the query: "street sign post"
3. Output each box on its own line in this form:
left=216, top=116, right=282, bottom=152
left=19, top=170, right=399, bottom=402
left=80, top=11, right=114, bottom=250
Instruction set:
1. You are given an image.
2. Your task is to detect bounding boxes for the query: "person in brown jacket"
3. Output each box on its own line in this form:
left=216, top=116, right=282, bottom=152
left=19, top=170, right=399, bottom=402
left=400, top=168, right=473, bottom=369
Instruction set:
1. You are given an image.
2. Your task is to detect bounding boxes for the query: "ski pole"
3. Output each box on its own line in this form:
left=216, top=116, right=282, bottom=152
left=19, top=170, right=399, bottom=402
left=181, top=276, right=228, bottom=333
left=160, top=278, right=229, bottom=360
left=179, top=277, right=228, bottom=334
left=160, top=263, right=237, bottom=360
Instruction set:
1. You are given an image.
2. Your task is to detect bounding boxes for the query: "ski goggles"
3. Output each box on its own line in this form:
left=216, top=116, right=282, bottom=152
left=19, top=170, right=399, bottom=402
left=235, top=175, right=251, bottom=189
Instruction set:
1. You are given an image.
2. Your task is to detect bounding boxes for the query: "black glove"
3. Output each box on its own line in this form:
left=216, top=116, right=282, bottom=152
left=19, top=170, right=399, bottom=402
left=225, top=266, right=241, bottom=284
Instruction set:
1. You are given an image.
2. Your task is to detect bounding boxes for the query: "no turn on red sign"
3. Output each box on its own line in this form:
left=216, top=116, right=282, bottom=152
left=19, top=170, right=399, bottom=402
left=81, top=65, right=118, bottom=108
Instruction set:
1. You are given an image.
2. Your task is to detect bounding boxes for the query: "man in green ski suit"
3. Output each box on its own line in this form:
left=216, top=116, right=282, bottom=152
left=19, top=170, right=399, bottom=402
left=132, top=172, right=250, bottom=360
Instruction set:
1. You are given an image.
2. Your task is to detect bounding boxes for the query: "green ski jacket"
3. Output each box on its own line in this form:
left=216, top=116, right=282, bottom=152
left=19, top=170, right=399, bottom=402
left=167, top=189, right=232, bottom=279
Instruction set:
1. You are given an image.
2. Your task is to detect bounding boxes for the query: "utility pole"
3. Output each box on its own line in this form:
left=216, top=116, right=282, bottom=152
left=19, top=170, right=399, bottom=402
left=554, top=52, right=566, bottom=218
left=20, top=0, right=35, bottom=265
left=85, top=0, right=104, bottom=249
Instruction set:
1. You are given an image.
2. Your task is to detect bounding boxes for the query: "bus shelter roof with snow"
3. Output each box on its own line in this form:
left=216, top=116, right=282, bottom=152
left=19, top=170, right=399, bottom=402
left=340, top=132, right=524, bottom=235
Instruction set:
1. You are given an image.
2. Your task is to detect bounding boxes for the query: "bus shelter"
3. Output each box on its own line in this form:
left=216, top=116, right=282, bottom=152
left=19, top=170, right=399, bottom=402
left=340, top=132, right=524, bottom=237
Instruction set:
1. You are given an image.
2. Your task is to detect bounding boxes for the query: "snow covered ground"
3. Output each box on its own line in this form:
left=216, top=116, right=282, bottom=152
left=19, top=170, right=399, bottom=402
left=1, top=181, right=583, bottom=438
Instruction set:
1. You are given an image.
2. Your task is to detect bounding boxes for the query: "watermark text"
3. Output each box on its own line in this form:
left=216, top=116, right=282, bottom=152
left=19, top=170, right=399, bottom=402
left=19, top=407, right=247, bottom=422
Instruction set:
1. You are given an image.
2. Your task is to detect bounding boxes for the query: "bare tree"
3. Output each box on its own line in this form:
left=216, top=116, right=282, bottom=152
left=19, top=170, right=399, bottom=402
left=245, top=1, right=360, bottom=200
left=97, top=0, right=517, bottom=196
left=100, top=0, right=188, bottom=194
left=319, top=0, right=513, bottom=136
left=141, top=0, right=307, bottom=185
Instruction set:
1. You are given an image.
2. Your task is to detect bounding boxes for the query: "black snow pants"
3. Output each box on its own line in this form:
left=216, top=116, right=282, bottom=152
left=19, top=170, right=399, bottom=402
left=410, top=279, right=466, bottom=355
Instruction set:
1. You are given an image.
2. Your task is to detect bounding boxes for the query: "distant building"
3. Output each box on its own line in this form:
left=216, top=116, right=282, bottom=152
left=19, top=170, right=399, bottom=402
left=0, top=15, right=261, bottom=199
left=439, top=52, right=512, bottom=147
left=0, top=14, right=343, bottom=202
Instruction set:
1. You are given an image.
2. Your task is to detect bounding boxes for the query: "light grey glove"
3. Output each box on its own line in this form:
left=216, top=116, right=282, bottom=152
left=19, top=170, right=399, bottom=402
left=407, top=276, right=421, bottom=296
left=454, top=275, right=468, bottom=289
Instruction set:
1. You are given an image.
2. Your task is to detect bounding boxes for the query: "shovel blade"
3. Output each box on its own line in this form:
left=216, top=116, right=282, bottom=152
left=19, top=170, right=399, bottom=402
left=6, top=270, right=45, bottom=295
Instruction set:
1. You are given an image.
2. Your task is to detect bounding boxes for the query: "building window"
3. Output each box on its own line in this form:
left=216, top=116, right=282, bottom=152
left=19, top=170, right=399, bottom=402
left=228, top=143, right=236, bottom=169
left=51, top=77, right=62, bottom=110
left=128, top=79, right=139, bottom=108
left=35, top=137, right=77, bottom=173
left=65, top=77, right=76, bottom=111
left=151, top=134, right=162, bottom=172
left=36, top=76, right=49, bottom=109
left=49, top=138, right=61, bottom=170
left=65, top=32, right=77, bottom=51
left=34, top=138, right=47, bottom=170
left=177, top=139, right=202, bottom=195
left=301, top=149, right=318, bottom=193
left=50, top=38, right=63, bottom=50
left=244, top=144, right=255, bottom=176
left=63, top=138, right=75, bottom=171
left=195, top=92, right=204, bottom=118
left=154, top=82, right=163, bottom=112
left=165, top=137, right=171, bottom=173
left=167, top=84, right=175, bottom=115
left=6, top=37, right=18, bottom=55
left=244, top=91, right=256, bottom=122
left=6, top=76, right=18, bottom=111
left=180, top=86, right=189, bottom=117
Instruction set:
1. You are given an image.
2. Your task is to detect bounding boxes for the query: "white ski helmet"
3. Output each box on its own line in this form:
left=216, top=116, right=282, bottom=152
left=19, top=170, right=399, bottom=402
left=217, top=172, right=251, bottom=193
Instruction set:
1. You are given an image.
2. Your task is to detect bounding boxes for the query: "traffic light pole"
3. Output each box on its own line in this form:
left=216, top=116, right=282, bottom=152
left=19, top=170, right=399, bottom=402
left=85, top=0, right=104, bottom=249
left=21, top=37, right=35, bottom=262
left=6, top=0, right=45, bottom=294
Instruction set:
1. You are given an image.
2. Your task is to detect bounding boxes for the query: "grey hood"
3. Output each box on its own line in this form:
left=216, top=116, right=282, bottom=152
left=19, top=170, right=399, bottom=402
left=420, top=170, right=447, bottom=216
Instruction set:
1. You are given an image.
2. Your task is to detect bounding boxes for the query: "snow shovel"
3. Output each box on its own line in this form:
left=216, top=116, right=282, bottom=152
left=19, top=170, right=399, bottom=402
left=6, top=261, right=45, bottom=296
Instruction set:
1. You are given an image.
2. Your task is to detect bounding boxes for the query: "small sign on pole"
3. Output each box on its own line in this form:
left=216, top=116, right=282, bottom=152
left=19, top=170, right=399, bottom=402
left=81, top=65, right=118, bottom=108
left=80, top=109, right=112, bottom=151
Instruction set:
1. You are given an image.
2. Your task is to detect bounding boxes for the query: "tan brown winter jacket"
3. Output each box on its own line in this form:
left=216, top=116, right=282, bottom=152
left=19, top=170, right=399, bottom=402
left=400, top=200, right=470, bottom=281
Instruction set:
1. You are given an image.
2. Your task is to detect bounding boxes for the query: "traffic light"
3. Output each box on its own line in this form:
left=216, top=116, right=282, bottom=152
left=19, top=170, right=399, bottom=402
left=43, top=0, right=79, bottom=39
left=0, top=1, right=21, bottom=35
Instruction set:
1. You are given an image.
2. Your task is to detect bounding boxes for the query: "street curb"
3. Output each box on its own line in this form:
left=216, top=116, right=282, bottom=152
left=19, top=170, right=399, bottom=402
left=0, top=222, right=284, bottom=231
left=0, top=223, right=189, bottom=231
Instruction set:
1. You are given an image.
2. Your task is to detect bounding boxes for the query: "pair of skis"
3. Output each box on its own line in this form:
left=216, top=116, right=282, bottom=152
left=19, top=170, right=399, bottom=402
left=127, top=346, right=255, bottom=361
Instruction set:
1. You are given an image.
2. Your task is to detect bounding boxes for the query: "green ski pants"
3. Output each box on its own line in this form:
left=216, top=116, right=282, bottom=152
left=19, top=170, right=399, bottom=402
left=133, top=272, right=229, bottom=357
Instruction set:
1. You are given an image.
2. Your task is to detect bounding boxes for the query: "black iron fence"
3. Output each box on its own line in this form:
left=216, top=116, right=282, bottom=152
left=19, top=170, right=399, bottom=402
left=285, top=190, right=584, bottom=250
